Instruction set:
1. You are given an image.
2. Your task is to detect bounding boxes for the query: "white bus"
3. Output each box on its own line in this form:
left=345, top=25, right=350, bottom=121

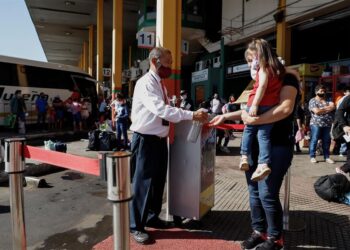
left=0, top=55, right=98, bottom=125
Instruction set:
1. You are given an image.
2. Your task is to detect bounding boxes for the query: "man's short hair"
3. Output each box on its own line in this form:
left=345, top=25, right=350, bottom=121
left=149, top=47, right=171, bottom=61
left=344, top=85, right=350, bottom=92
left=315, top=84, right=326, bottom=93
left=15, top=90, right=21, bottom=95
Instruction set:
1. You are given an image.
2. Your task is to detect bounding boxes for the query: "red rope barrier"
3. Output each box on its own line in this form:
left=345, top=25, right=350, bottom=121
left=23, top=146, right=100, bottom=176
left=203, top=123, right=245, bottom=131
left=215, top=123, right=245, bottom=131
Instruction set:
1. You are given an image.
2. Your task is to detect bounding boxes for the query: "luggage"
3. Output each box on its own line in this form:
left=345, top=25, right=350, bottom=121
left=54, top=142, right=67, bottom=153
left=314, top=174, right=350, bottom=203
left=88, top=129, right=101, bottom=150
left=99, top=131, right=118, bottom=151
left=44, top=140, right=56, bottom=151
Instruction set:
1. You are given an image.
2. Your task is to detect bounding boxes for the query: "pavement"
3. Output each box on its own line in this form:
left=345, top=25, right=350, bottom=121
left=0, top=129, right=349, bottom=250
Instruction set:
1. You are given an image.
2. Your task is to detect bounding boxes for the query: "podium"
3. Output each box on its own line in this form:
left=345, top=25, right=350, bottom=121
left=169, top=121, right=216, bottom=219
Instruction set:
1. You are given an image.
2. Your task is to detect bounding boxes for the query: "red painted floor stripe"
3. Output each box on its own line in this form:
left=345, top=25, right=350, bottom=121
left=23, top=145, right=100, bottom=176
left=93, top=228, right=241, bottom=250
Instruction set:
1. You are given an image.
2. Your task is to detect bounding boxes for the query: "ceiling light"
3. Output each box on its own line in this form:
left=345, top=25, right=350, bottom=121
left=65, top=32, right=72, bottom=36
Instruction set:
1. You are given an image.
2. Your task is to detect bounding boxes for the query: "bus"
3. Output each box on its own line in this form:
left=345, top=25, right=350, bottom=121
left=0, top=55, right=98, bottom=126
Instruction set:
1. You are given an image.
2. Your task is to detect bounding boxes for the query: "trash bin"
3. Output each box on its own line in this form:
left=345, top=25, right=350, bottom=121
left=169, top=120, right=216, bottom=219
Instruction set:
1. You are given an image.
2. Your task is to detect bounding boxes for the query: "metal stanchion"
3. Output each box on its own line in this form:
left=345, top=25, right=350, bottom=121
left=283, top=168, right=305, bottom=232
left=98, top=151, right=110, bottom=181
left=283, top=168, right=291, bottom=230
left=5, top=138, right=27, bottom=250
left=106, top=151, right=132, bottom=250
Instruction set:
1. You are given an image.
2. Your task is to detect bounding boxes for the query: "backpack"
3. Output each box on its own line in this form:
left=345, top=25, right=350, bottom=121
left=54, top=141, right=67, bottom=153
left=314, top=174, right=350, bottom=202
left=88, top=129, right=101, bottom=150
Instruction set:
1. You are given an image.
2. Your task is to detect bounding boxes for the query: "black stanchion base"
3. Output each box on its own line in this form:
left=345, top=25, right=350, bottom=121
left=284, top=217, right=306, bottom=232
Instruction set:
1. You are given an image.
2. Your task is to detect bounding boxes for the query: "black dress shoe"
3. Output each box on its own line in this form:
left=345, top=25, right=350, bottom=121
left=146, top=218, right=173, bottom=229
left=131, top=230, right=150, bottom=244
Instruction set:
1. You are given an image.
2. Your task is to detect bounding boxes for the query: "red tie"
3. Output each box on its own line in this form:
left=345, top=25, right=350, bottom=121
left=160, top=81, right=175, bottom=143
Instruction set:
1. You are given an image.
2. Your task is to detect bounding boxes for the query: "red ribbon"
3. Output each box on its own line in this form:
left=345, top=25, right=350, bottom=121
left=23, top=146, right=100, bottom=176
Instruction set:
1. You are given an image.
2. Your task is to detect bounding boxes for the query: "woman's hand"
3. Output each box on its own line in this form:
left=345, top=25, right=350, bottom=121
left=208, top=114, right=225, bottom=127
left=241, top=110, right=257, bottom=125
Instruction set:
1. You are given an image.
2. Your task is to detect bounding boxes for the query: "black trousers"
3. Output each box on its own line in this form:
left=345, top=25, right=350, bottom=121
left=129, top=132, right=168, bottom=231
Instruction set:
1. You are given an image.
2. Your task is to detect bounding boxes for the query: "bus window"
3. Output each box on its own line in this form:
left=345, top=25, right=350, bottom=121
left=25, top=66, right=73, bottom=89
left=0, top=62, right=18, bottom=86
left=72, top=76, right=97, bottom=100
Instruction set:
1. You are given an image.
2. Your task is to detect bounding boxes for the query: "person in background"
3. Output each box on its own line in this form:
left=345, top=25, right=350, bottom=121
left=334, top=83, right=345, bottom=107
left=10, top=90, right=27, bottom=134
left=47, top=103, right=56, bottom=130
left=294, top=103, right=305, bottom=153
left=210, top=93, right=224, bottom=115
left=179, top=90, right=194, bottom=111
left=217, top=95, right=238, bottom=153
left=65, top=97, right=74, bottom=129
left=308, top=84, right=335, bottom=164
left=111, top=93, right=129, bottom=150
left=333, top=85, right=350, bottom=176
left=35, top=92, right=48, bottom=130
left=129, top=47, right=208, bottom=244
left=71, top=98, right=82, bottom=131
left=98, top=96, right=107, bottom=122
left=81, top=98, right=90, bottom=130
left=52, top=96, right=64, bottom=130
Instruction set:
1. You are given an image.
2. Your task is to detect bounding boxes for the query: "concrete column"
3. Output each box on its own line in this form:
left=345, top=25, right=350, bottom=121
left=88, top=25, right=94, bottom=76
left=156, top=0, right=182, bottom=144
left=276, top=0, right=291, bottom=65
left=83, top=41, right=89, bottom=72
left=156, top=0, right=182, bottom=97
left=96, top=0, right=104, bottom=95
left=112, top=0, right=123, bottom=100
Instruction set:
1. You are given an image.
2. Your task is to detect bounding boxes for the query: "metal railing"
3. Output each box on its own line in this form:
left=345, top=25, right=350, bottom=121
left=3, top=138, right=131, bottom=250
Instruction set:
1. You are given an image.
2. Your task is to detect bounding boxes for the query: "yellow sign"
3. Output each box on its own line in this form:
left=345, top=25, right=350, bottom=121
left=289, top=64, right=324, bottom=77
left=200, top=184, right=214, bottom=217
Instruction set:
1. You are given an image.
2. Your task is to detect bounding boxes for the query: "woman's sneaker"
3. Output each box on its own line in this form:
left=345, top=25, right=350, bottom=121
left=241, top=231, right=266, bottom=250
left=240, top=156, right=250, bottom=171
left=256, top=236, right=283, bottom=250
left=251, top=164, right=271, bottom=182
left=310, top=157, right=317, bottom=163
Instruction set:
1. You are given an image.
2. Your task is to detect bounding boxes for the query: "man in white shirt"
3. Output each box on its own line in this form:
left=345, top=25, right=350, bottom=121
left=129, top=47, right=208, bottom=244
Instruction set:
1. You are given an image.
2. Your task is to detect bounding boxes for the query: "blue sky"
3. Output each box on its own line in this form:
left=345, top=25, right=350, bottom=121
left=0, top=0, right=47, bottom=61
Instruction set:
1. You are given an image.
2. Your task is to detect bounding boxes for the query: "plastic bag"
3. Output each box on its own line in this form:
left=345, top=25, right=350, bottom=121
left=4, top=114, right=16, bottom=128
left=295, top=130, right=305, bottom=143
left=44, top=140, right=56, bottom=151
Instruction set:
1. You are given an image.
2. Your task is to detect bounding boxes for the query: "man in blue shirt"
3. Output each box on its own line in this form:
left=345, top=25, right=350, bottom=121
left=36, top=92, right=48, bottom=130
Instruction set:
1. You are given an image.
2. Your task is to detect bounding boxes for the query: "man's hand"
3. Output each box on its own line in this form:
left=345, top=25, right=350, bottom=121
left=343, top=126, right=350, bottom=134
left=193, top=110, right=208, bottom=123
left=208, top=115, right=225, bottom=127
left=249, top=106, right=258, bottom=116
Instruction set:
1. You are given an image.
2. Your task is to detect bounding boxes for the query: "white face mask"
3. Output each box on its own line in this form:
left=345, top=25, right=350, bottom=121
left=249, top=57, right=259, bottom=80
left=250, top=67, right=257, bottom=80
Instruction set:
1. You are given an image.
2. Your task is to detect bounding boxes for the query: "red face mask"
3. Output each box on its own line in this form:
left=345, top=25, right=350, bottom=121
left=158, top=65, right=172, bottom=79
